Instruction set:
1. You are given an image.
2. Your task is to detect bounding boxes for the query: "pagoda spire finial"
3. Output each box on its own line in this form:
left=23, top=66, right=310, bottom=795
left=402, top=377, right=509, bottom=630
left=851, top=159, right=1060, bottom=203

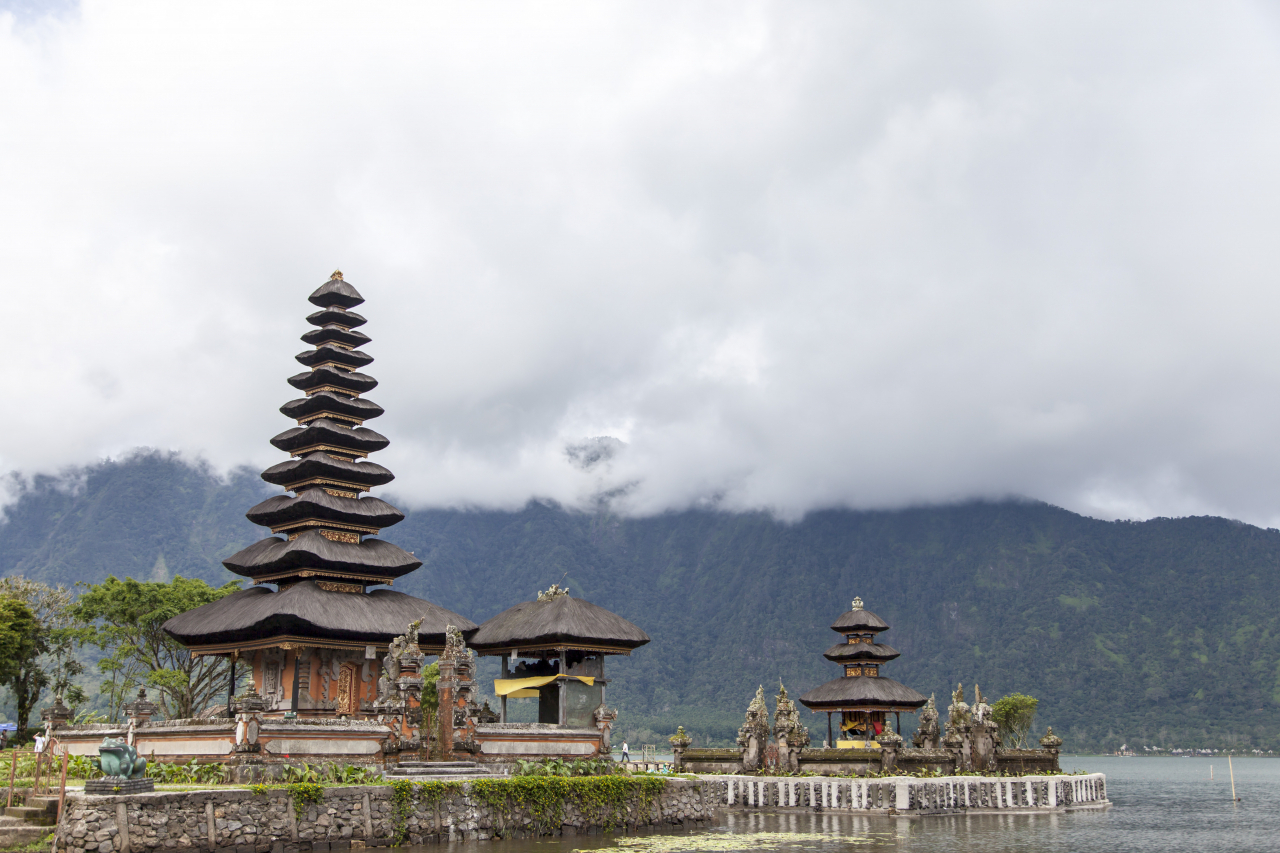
left=851, top=596, right=864, bottom=611
left=331, top=269, right=343, bottom=281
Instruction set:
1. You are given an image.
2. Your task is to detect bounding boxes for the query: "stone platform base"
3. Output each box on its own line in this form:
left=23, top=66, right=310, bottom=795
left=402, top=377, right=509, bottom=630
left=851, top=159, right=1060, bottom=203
left=85, top=778, right=155, bottom=795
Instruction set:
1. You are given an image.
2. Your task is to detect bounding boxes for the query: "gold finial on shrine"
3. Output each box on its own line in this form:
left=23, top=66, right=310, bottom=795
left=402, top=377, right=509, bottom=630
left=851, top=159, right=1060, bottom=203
left=851, top=596, right=864, bottom=611
left=331, top=270, right=344, bottom=281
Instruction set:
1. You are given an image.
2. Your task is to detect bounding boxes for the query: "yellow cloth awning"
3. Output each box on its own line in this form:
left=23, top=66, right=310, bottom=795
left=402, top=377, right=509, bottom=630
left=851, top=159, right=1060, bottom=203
left=493, top=675, right=595, bottom=697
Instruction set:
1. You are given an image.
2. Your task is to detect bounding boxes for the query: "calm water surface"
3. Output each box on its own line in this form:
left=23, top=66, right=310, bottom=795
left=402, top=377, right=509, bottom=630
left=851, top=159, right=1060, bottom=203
left=403, top=757, right=1280, bottom=853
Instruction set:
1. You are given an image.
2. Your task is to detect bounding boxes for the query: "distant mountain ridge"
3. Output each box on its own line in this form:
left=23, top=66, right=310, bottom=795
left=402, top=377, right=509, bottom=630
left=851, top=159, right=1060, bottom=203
left=2, top=450, right=1279, bottom=752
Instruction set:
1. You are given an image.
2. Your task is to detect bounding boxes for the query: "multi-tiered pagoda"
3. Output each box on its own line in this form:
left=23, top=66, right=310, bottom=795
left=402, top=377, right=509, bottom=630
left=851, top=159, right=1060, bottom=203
left=799, top=596, right=927, bottom=748
left=164, top=272, right=475, bottom=719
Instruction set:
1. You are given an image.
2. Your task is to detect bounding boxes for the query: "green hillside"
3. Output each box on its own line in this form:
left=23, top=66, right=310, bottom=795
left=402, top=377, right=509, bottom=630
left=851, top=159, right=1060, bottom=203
left=3, top=451, right=1279, bottom=752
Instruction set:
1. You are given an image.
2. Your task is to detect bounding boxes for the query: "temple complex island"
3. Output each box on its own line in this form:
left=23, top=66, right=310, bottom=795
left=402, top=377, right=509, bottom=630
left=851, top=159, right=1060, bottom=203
left=49, top=273, right=641, bottom=773
left=675, top=595, right=1063, bottom=777
left=798, top=596, right=927, bottom=748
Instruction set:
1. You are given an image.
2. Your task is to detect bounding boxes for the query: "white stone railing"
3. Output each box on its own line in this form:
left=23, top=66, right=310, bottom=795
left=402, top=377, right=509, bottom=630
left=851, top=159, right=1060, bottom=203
left=698, top=772, right=1107, bottom=812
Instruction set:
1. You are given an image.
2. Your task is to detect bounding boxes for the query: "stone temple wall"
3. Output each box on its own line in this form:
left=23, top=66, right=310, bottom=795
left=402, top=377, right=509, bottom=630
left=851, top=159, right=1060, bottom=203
left=55, top=780, right=718, bottom=853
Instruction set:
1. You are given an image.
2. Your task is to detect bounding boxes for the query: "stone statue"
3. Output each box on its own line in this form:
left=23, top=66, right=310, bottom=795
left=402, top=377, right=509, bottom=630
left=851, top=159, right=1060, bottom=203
left=594, top=703, right=619, bottom=750
left=97, top=737, right=147, bottom=780
left=913, top=693, right=940, bottom=748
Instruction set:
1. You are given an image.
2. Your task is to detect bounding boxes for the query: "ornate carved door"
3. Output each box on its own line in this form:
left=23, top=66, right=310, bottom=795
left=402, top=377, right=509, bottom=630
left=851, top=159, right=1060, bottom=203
left=337, top=662, right=358, bottom=716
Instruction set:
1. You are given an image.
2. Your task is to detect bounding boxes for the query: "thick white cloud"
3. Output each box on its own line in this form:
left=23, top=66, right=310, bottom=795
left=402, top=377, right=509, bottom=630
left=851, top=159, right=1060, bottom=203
left=5, top=0, right=1280, bottom=523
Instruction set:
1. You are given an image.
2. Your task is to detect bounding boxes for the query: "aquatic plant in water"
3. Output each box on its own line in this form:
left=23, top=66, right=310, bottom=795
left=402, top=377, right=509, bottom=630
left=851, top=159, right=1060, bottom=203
left=573, top=831, right=894, bottom=853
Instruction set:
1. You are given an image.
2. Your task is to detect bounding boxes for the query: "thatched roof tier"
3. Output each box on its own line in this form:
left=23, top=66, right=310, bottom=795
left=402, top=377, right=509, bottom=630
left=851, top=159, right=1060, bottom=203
left=270, top=421, right=389, bottom=458
left=309, top=274, right=365, bottom=309
left=281, top=391, right=384, bottom=425
left=822, top=642, right=901, bottom=663
left=222, top=529, right=421, bottom=582
left=831, top=602, right=890, bottom=634
left=307, top=307, right=367, bottom=329
left=798, top=676, right=927, bottom=712
left=287, top=365, right=377, bottom=396
left=302, top=325, right=371, bottom=349
left=162, top=581, right=475, bottom=653
left=261, top=453, right=394, bottom=491
left=469, top=594, right=650, bottom=654
left=295, top=344, right=374, bottom=371
left=246, top=492, right=404, bottom=532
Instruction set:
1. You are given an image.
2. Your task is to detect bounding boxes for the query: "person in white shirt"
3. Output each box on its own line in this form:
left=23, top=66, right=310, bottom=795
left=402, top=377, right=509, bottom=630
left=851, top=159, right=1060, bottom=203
left=33, top=733, right=46, bottom=753
left=621, top=741, right=629, bottom=761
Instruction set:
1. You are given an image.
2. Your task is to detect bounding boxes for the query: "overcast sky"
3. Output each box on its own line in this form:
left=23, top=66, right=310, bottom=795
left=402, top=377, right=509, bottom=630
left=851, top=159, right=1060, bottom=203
left=5, top=1, right=1280, bottom=524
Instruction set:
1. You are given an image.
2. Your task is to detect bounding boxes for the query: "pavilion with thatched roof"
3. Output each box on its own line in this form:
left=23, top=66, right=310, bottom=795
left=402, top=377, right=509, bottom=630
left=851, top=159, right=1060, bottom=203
left=468, top=584, right=649, bottom=728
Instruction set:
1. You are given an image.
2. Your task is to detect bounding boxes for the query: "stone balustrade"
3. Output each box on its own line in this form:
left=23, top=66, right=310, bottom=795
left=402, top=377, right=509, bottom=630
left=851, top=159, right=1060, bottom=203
left=701, top=772, right=1108, bottom=813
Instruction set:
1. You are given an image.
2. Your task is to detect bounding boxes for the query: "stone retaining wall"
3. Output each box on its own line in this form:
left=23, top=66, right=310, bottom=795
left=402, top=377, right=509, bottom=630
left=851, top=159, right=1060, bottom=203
left=55, top=779, right=717, bottom=853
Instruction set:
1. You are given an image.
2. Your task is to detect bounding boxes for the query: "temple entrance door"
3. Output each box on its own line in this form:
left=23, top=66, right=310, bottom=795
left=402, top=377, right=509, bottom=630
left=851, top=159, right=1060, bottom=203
left=336, top=662, right=358, bottom=717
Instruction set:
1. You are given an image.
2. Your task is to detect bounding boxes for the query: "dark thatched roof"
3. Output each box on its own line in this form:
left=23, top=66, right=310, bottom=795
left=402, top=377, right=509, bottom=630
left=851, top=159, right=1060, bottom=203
left=469, top=595, right=649, bottom=653
left=295, top=345, right=374, bottom=370
left=270, top=420, right=389, bottom=456
left=822, top=642, right=901, bottom=663
left=302, top=325, right=370, bottom=349
left=163, top=581, right=475, bottom=649
left=281, top=391, right=384, bottom=424
left=799, top=675, right=927, bottom=711
left=309, top=277, right=365, bottom=309
left=831, top=606, right=890, bottom=634
left=287, top=366, right=377, bottom=395
left=246, top=492, right=404, bottom=531
left=222, top=530, right=420, bottom=581
left=261, top=453, right=394, bottom=489
left=307, top=307, right=367, bottom=329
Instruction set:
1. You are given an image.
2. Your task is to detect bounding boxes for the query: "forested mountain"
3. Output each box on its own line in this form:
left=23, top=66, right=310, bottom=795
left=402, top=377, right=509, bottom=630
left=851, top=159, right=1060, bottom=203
left=3, top=451, right=1279, bottom=752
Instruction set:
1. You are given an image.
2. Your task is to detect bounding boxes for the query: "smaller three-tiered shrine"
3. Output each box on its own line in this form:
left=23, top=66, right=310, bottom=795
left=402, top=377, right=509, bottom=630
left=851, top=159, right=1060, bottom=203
left=798, top=596, right=928, bottom=748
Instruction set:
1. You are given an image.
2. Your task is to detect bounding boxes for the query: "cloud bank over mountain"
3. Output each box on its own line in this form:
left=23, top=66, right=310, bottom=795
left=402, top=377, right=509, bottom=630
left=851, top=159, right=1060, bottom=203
left=5, top=2, right=1280, bottom=523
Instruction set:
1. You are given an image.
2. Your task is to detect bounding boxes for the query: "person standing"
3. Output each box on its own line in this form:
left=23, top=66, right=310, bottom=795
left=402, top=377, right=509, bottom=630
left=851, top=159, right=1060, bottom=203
left=621, top=741, right=629, bottom=762
left=33, top=732, right=46, bottom=754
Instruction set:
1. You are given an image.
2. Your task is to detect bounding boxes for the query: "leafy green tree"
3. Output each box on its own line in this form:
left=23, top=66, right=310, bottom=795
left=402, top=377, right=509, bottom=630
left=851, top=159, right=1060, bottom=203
left=0, top=577, right=87, bottom=736
left=992, top=693, right=1039, bottom=748
left=72, top=575, right=241, bottom=720
left=0, top=578, right=86, bottom=703
left=0, top=596, right=42, bottom=739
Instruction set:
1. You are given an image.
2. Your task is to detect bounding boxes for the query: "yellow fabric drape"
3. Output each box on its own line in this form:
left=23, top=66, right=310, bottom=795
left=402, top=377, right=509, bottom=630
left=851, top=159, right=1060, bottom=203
left=493, top=674, right=595, bottom=697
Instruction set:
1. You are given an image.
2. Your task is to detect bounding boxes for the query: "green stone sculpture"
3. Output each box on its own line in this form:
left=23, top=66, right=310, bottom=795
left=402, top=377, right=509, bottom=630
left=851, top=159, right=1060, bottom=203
left=97, top=737, right=147, bottom=779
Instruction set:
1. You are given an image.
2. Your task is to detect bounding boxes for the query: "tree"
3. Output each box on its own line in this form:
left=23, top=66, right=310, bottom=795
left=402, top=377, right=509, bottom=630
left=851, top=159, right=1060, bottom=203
left=992, top=693, right=1039, bottom=748
left=0, top=577, right=87, bottom=737
left=72, top=575, right=242, bottom=720
left=0, top=597, right=41, bottom=739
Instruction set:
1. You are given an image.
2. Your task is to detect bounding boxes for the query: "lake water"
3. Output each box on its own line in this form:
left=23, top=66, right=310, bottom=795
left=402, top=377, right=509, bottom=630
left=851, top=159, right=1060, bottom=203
left=405, top=756, right=1280, bottom=853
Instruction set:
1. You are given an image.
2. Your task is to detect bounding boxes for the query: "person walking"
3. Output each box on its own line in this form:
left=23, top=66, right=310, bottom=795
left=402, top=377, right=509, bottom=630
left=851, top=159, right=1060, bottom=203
left=621, top=741, right=630, bottom=762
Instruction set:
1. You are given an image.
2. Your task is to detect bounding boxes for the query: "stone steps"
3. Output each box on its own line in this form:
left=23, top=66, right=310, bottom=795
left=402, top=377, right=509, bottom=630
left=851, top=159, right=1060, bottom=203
left=384, top=760, right=501, bottom=781
left=5, top=805, right=56, bottom=826
left=0, top=817, right=50, bottom=848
